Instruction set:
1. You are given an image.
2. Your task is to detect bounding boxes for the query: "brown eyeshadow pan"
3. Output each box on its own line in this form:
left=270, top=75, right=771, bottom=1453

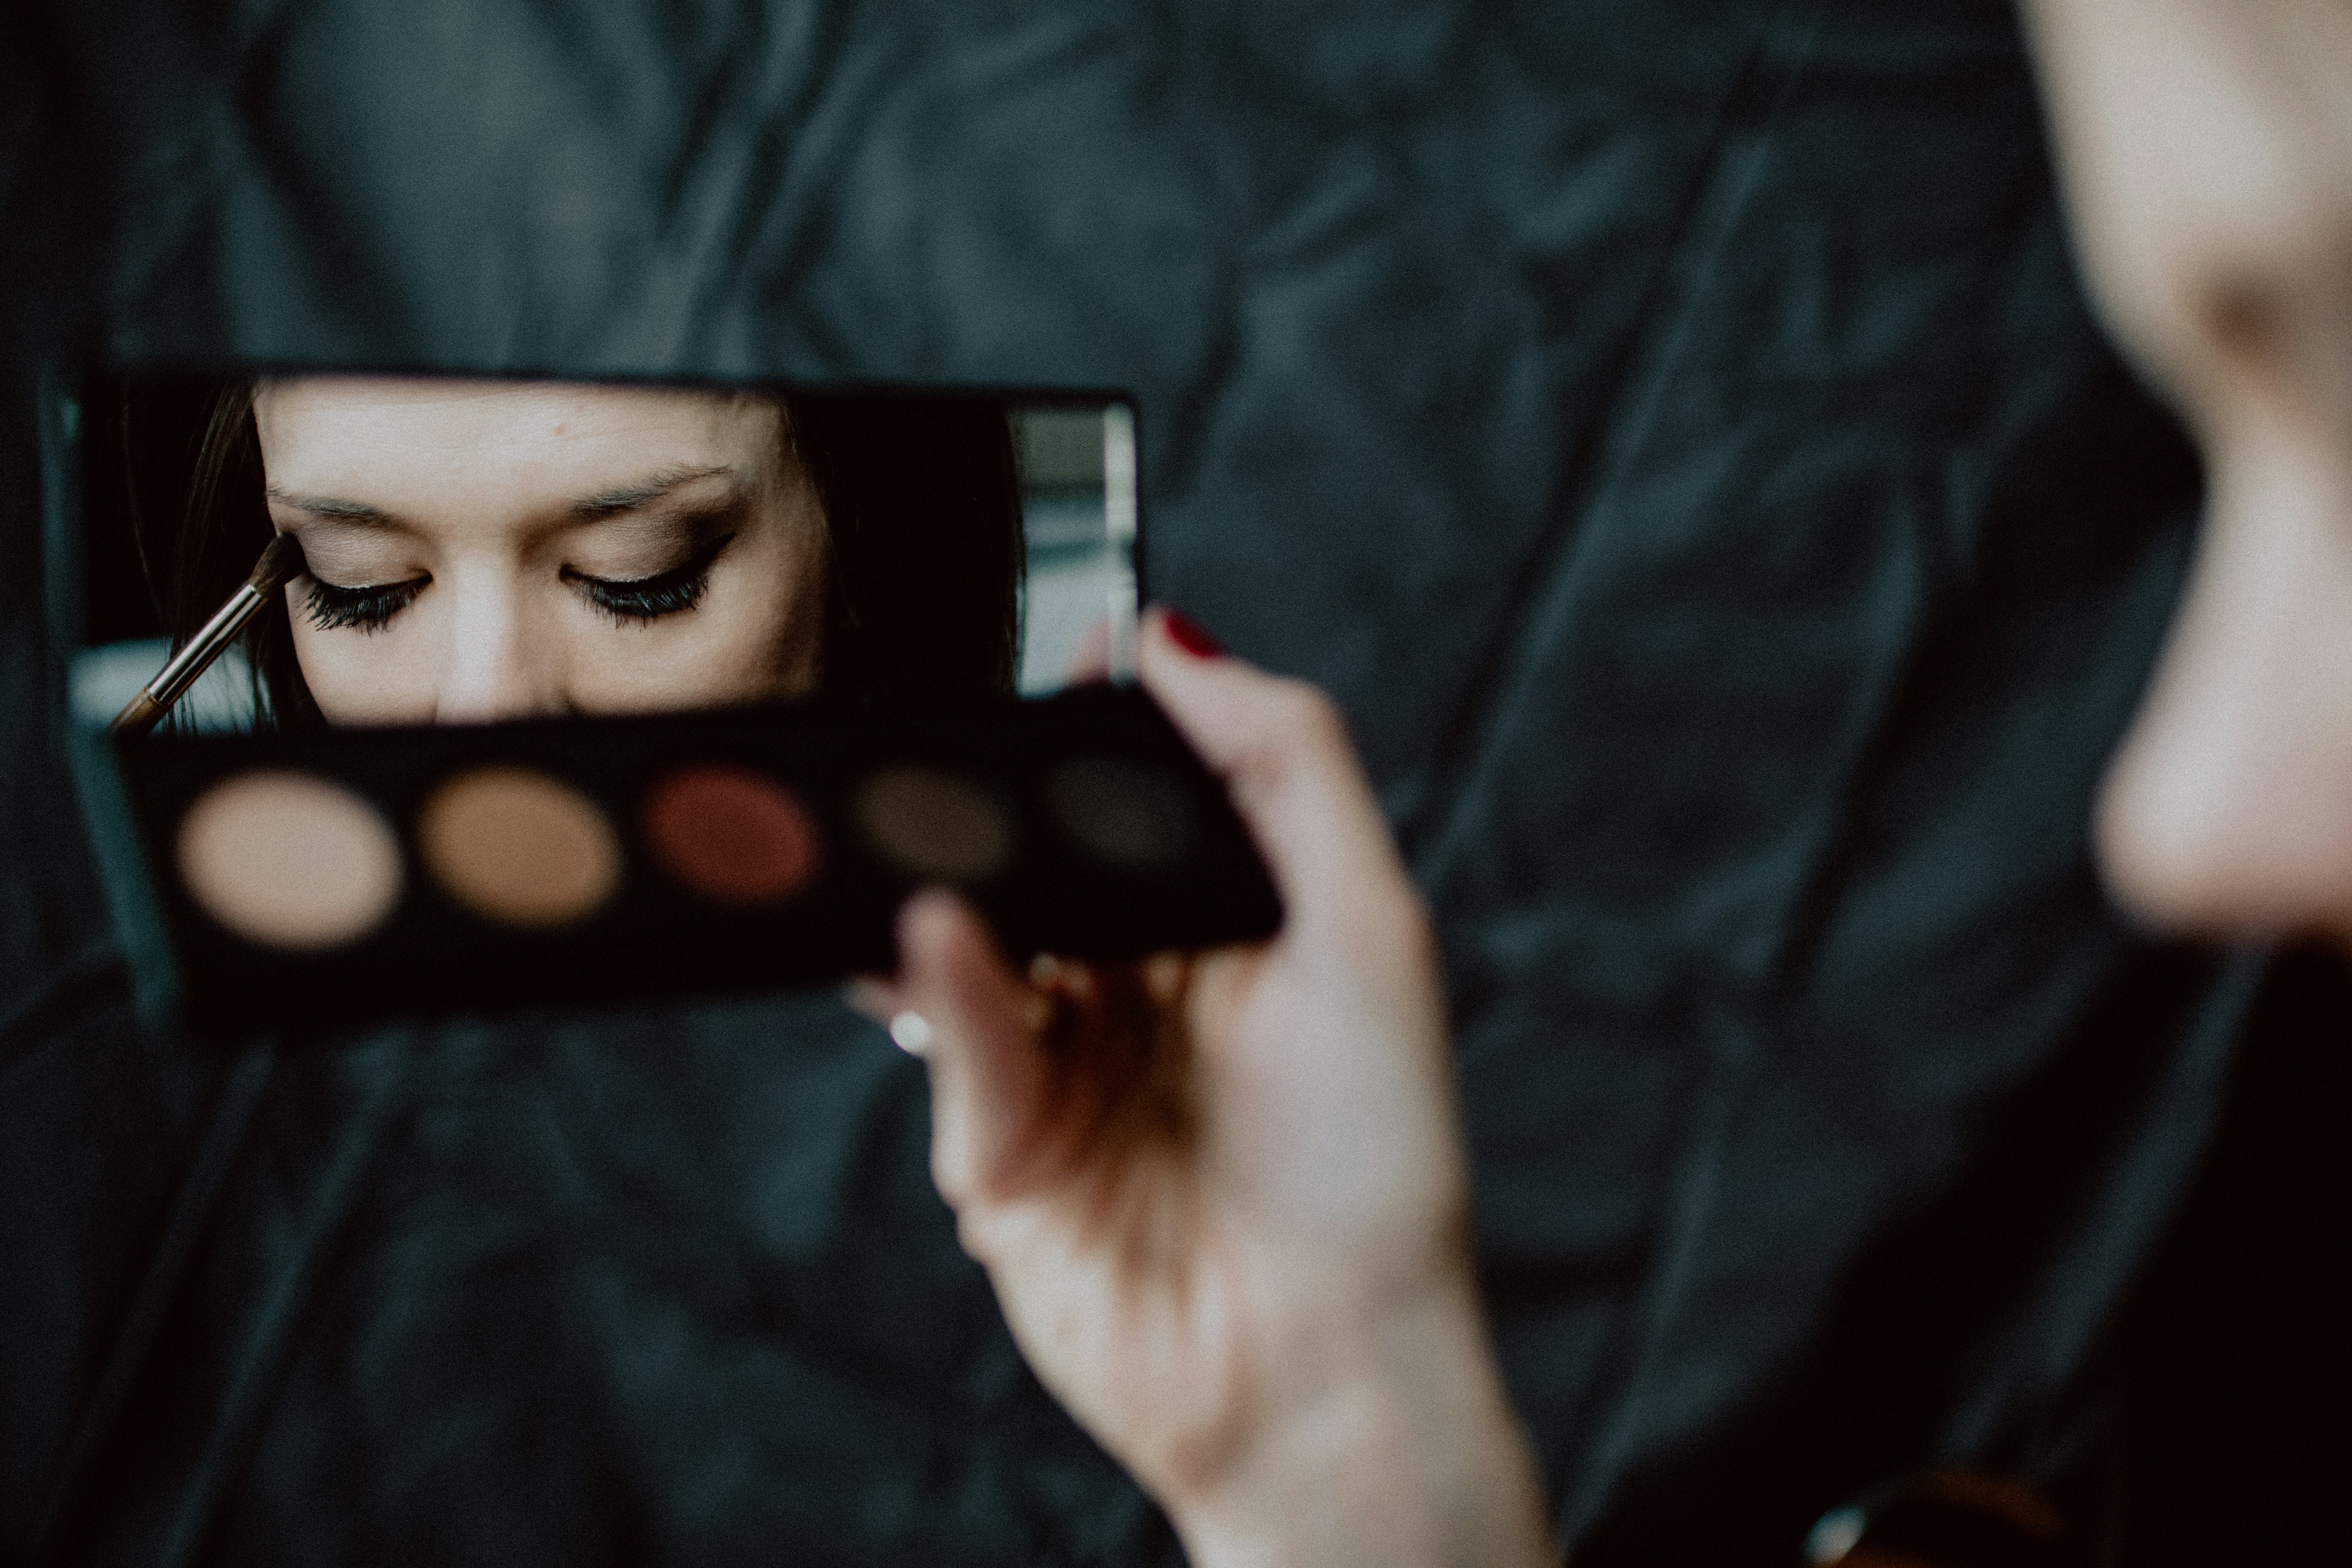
left=418, top=766, right=620, bottom=928
left=854, top=765, right=1011, bottom=882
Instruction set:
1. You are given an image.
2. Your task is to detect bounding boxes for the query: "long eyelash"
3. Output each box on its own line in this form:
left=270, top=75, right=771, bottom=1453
left=304, top=577, right=427, bottom=633
left=568, top=534, right=735, bottom=626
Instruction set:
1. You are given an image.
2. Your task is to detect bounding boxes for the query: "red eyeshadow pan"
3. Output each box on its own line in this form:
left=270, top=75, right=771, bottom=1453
left=642, top=765, right=819, bottom=906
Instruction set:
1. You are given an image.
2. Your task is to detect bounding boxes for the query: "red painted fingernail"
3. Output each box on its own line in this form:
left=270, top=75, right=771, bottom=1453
left=1162, top=609, right=1224, bottom=658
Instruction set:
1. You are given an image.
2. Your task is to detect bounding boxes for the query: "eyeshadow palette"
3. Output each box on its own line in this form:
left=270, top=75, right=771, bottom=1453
left=108, top=683, right=1283, bottom=1037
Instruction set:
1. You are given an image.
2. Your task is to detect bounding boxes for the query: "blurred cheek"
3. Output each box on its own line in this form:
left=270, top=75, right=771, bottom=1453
left=562, top=604, right=806, bottom=713
left=287, top=607, right=441, bottom=726
left=2095, top=435, right=2352, bottom=946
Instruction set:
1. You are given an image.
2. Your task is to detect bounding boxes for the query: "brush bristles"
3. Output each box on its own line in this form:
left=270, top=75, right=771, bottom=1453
left=248, top=532, right=307, bottom=595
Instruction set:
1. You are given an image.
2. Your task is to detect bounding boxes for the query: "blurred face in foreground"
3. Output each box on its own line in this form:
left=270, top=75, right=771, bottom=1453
left=258, top=378, right=829, bottom=726
left=2025, top=0, right=2352, bottom=947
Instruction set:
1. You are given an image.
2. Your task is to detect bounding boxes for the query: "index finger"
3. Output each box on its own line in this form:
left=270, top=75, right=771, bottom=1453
left=1135, top=609, right=1419, bottom=935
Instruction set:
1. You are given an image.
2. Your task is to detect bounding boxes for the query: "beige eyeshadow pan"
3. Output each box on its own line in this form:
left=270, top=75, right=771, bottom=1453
left=417, top=766, right=620, bottom=928
left=176, top=769, right=405, bottom=951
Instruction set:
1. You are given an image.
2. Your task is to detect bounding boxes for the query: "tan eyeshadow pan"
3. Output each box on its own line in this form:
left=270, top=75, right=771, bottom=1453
left=176, top=769, right=404, bottom=951
left=418, top=766, right=620, bottom=927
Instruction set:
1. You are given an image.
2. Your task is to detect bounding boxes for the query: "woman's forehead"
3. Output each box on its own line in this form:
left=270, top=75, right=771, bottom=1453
left=254, top=376, right=780, bottom=483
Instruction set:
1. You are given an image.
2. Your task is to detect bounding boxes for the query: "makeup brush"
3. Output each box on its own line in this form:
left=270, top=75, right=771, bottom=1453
left=112, top=533, right=307, bottom=737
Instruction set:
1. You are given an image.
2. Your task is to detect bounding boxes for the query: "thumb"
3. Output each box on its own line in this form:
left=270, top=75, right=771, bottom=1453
left=893, top=890, right=1053, bottom=1207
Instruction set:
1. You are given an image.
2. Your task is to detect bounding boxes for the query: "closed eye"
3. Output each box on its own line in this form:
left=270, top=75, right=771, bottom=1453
left=303, top=575, right=429, bottom=634
left=564, top=532, right=736, bottom=625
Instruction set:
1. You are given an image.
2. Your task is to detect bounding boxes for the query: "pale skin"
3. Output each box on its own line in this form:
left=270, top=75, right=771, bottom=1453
left=868, top=4, right=2352, bottom=1564
left=2023, top=0, right=2352, bottom=944
left=256, top=378, right=828, bottom=725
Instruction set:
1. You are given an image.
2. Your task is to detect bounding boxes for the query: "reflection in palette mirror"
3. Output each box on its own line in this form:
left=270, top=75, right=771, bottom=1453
left=71, top=373, right=1140, bottom=734
left=46, top=369, right=1284, bottom=1035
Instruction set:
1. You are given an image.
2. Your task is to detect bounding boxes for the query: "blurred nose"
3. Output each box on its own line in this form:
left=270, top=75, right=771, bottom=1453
left=431, top=570, right=566, bottom=724
left=2095, top=436, right=2352, bottom=945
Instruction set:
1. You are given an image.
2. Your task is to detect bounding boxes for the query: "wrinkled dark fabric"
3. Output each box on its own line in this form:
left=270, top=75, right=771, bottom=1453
left=2, top=1, right=2342, bottom=1564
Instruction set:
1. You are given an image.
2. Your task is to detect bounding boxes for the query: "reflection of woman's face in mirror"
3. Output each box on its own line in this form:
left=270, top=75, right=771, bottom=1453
left=256, top=377, right=828, bottom=725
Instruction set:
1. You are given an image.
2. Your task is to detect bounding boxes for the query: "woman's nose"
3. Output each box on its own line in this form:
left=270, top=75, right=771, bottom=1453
left=431, top=572, right=567, bottom=724
left=2095, top=436, right=2352, bottom=946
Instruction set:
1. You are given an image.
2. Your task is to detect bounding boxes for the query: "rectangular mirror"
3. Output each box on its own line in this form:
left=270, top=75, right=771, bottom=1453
left=67, top=372, right=1140, bottom=733
left=43, top=368, right=1278, bottom=1038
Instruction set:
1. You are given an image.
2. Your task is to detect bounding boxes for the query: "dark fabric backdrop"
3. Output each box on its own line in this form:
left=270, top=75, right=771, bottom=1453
left=2, top=1, right=2342, bottom=1564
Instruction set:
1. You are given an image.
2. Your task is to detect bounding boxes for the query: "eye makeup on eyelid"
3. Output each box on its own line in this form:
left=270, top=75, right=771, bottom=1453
left=298, top=529, right=741, bottom=632
left=561, top=529, right=739, bottom=625
left=280, top=485, right=752, bottom=634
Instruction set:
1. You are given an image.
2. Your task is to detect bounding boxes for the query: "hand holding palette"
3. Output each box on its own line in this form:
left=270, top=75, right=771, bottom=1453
left=119, top=683, right=1282, bottom=1037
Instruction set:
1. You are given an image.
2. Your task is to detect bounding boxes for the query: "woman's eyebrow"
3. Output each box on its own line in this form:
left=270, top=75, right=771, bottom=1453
left=568, top=465, right=738, bottom=520
left=266, top=487, right=398, bottom=524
